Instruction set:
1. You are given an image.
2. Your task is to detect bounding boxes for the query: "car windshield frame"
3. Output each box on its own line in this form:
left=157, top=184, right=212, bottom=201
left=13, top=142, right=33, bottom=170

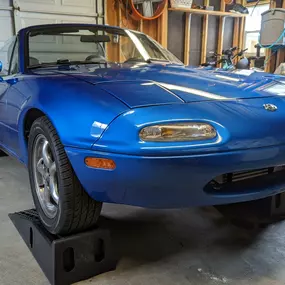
left=24, top=24, right=183, bottom=70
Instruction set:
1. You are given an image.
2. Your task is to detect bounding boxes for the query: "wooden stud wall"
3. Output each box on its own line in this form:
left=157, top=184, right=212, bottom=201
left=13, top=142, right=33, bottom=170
left=178, top=2, right=246, bottom=65
left=106, top=0, right=167, bottom=61
left=264, top=0, right=285, bottom=73
left=275, top=0, right=285, bottom=71
left=157, top=5, right=168, bottom=48
left=106, top=0, right=248, bottom=67
left=232, top=18, right=239, bottom=64
left=184, top=13, right=191, bottom=65
left=275, top=0, right=285, bottom=72
left=217, top=0, right=225, bottom=67
left=200, top=0, right=210, bottom=64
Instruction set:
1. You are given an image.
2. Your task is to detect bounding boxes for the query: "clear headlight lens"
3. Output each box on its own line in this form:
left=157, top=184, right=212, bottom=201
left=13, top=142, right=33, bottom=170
left=139, top=123, right=217, bottom=142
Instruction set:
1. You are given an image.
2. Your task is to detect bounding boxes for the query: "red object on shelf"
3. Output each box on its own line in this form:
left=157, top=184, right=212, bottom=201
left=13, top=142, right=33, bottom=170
left=123, top=0, right=167, bottom=20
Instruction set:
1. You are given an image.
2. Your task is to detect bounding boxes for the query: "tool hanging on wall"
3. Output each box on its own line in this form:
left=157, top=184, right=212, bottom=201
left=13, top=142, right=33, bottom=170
left=119, top=0, right=167, bottom=20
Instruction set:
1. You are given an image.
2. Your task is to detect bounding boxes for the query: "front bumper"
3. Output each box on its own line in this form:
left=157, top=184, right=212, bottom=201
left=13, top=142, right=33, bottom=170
left=65, top=144, right=285, bottom=208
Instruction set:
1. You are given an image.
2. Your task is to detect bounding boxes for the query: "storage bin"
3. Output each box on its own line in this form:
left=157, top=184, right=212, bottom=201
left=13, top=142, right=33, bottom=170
left=260, top=9, right=285, bottom=46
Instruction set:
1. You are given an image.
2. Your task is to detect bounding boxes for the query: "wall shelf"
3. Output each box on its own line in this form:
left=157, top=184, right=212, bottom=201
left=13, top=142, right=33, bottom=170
left=169, top=7, right=247, bottom=17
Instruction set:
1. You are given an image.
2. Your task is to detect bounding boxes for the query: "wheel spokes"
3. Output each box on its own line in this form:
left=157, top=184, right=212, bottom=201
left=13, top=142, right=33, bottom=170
left=42, top=140, right=52, bottom=169
left=49, top=161, right=56, bottom=176
left=43, top=183, right=51, bottom=204
left=49, top=162, right=59, bottom=204
left=36, top=158, right=45, bottom=176
left=33, top=134, right=59, bottom=219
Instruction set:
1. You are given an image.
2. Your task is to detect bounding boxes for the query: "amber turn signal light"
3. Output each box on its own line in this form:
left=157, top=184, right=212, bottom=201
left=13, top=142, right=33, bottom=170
left=85, top=157, right=116, bottom=170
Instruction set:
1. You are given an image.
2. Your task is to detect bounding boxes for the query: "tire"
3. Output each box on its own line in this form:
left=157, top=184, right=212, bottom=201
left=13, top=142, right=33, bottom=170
left=28, top=116, right=102, bottom=235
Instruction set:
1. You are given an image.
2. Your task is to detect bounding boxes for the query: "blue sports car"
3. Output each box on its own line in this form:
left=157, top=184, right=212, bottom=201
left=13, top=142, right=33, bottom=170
left=0, top=23, right=285, bottom=235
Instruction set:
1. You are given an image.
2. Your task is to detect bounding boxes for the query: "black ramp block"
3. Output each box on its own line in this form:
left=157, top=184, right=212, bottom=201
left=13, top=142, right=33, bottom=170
left=9, top=209, right=118, bottom=285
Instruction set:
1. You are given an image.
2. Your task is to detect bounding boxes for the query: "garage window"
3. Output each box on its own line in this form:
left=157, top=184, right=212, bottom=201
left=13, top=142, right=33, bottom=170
left=244, top=4, right=270, bottom=55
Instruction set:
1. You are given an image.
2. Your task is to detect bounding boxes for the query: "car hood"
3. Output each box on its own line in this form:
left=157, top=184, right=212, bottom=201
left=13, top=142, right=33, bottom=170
left=37, top=63, right=285, bottom=108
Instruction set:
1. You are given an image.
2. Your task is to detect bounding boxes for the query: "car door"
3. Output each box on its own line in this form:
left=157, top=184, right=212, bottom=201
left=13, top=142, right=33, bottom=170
left=0, top=36, right=28, bottom=157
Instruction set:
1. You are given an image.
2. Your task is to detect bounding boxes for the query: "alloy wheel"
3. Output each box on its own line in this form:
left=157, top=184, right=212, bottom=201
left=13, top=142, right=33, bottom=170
left=32, top=134, right=59, bottom=219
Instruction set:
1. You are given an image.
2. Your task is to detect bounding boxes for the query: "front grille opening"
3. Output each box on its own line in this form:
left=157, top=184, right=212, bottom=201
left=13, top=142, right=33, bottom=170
left=206, top=165, right=285, bottom=193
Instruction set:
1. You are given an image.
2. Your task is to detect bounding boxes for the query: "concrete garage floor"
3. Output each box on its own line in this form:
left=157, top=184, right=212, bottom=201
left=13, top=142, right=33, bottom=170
left=1, top=157, right=285, bottom=285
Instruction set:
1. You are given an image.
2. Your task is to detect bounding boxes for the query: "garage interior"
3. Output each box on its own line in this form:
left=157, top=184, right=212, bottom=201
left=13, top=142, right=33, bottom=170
left=1, top=0, right=285, bottom=284
left=3, top=157, right=285, bottom=285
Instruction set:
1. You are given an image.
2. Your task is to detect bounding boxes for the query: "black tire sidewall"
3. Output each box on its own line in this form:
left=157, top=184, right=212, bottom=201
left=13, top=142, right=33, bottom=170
left=28, top=118, right=63, bottom=234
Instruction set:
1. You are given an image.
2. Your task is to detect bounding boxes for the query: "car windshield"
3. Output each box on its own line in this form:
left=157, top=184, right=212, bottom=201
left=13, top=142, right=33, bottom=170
left=27, top=25, right=182, bottom=68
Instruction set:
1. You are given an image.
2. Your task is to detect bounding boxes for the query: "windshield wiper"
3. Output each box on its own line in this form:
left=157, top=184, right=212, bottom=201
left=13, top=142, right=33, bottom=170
left=57, top=60, right=107, bottom=65
left=27, top=60, right=108, bottom=70
left=27, top=63, right=58, bottom=70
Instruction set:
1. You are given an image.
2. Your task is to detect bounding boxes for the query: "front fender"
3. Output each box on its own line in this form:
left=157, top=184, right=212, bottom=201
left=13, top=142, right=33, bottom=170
left=18, top=76, right=129, bottom=163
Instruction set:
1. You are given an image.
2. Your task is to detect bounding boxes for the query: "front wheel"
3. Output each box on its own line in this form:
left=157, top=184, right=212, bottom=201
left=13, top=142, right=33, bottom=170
left=28, top=116, right=102, bottom=235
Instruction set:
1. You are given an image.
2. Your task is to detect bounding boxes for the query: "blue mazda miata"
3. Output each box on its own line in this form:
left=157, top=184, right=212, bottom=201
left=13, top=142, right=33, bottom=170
left=0, top=23, right=285, bottom=235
